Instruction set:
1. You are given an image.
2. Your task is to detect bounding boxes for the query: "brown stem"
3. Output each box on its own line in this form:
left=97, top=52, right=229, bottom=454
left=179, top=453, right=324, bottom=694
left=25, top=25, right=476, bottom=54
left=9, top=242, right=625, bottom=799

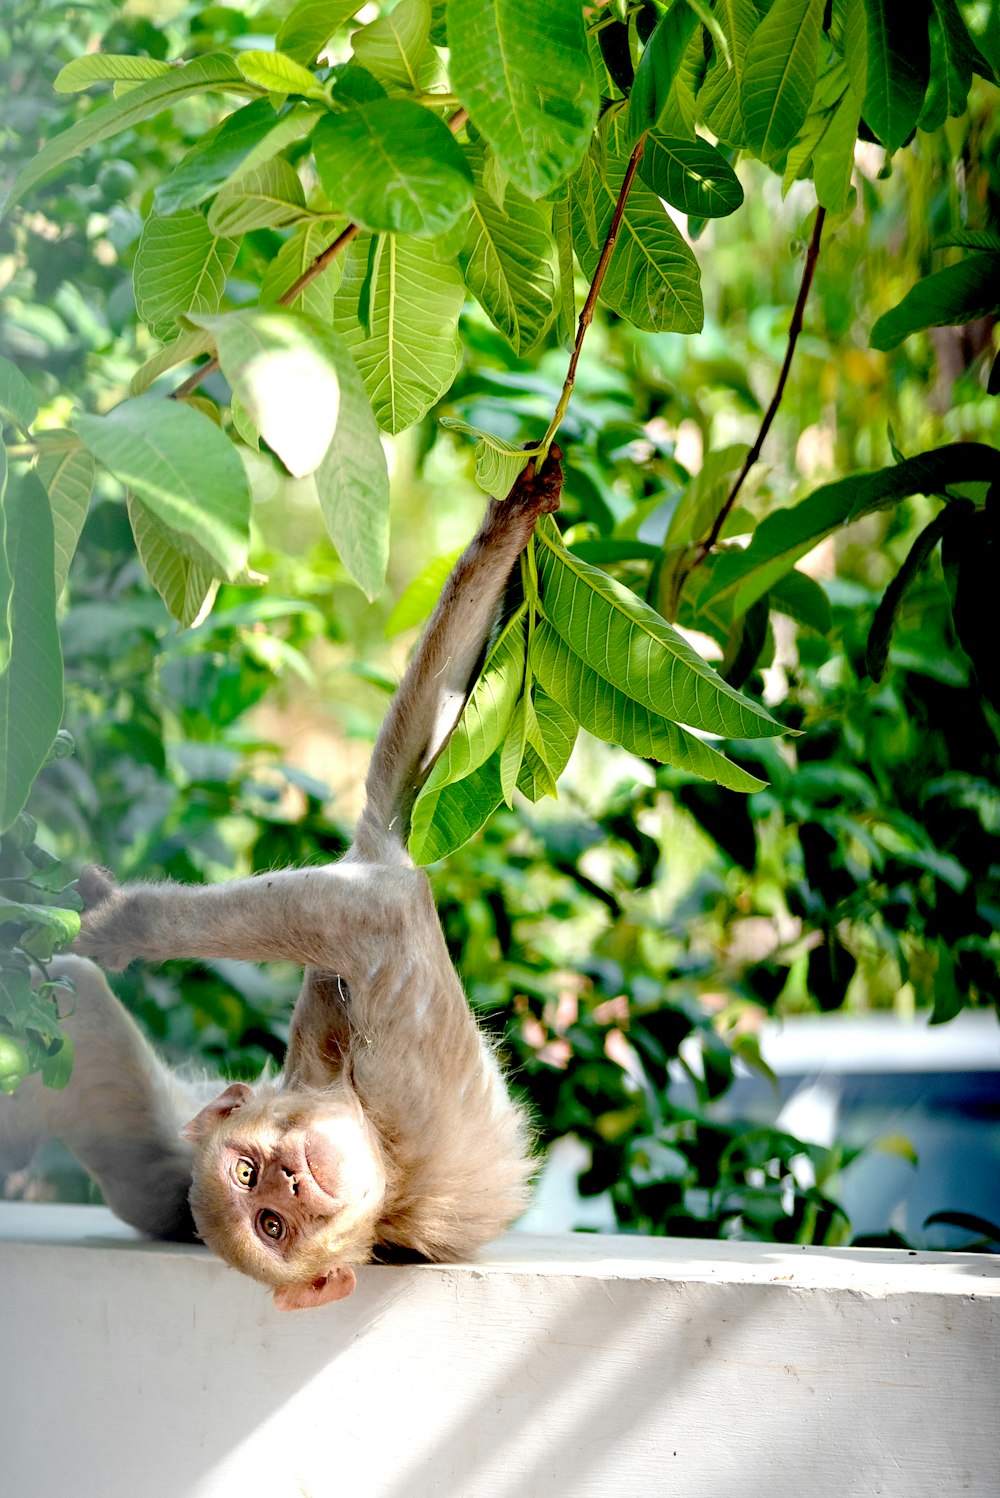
left=539, top=132, right=647, bottom=459
left=172, top=106, right=470, bottom=401
left=688, top=205, right=827, bottom=572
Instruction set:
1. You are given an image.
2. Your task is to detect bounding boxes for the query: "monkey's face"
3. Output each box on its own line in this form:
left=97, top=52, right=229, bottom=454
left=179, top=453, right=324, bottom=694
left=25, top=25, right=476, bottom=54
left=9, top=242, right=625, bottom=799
left=184, top=1082, right=387, bottom=1309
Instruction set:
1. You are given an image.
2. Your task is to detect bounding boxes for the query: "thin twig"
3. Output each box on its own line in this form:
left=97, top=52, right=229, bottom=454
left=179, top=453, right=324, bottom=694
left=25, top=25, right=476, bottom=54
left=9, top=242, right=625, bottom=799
left=171, top=107, right=470, bottom=401
left=538, top=132, right=647, bottom=463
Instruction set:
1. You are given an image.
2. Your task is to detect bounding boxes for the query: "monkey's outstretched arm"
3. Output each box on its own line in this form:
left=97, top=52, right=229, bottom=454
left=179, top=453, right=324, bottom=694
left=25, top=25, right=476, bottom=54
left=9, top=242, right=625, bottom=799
left=0, top=956, right=199, bottom=1238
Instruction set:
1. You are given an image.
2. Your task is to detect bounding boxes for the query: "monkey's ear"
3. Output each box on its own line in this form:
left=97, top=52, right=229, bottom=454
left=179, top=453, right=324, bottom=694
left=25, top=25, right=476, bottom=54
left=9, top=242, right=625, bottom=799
left=181, top=1081, right=253, bottom=1143
left=272, top=1266, right=357, bottom=1311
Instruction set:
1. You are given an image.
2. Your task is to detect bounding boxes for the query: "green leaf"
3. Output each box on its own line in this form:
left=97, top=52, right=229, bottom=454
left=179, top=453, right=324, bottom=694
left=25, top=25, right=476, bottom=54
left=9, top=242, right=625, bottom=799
left=133, top=211, right=238, bottom=341
left=839, top=0, right=869, bottom=108
left=126, top=494, right=216, bottom=627
left=705, top=444, right=1000, bottom=615
left=236, top=50, right=328, bottom=100
left=500, top=689, right=529, bottom=805
left=351, top=0, right=438, bottom=91
left=0, top=354, right=38, bottom=436
left=460, top=146, right=556, bottom=356
left=129, top=328, right=215, bottom=397
left=277, top=0, right=365, bottom=65
left=812, top=87, right=860, bottom=216
left=440, top=418, right=536, bottom=499
left=2, top=55, right=255, bottom=217
left=870, top=253, right=1000, bottom=350
left=207, top=157, right=309, bottom=236
left=313, top=101, right=472, bottom=238
left=930, top=942, right=963, bottom=1025
left=260, top=220, right=344, bottom=321
left=665, top=444, right=749, bottom=548
left=742, top=0, right=824, bottom=164
left=448, top=0, right=599, bottom=199
left=639, top=133, right=744, bottom=219
left=385, top=549, right=462, bottom=636
left=935, top=229, right=1000, bottom=251
left=308, top=337, right=391, bottom=600
left=535, top=517, right=782, bottom=739
left=628, top=0, right=700, bottom=140
left=552, top=195, right=576, bottom=348
left=54, top=54, right=173, bottom=92
left=919, top=0, right=977, bottom=129
left=516, top=689, right=576, bottom=801
left=0, top=473, right=63, bottom=833
left=862, top=0, right=931, bottom=151
left=154, top=99, right=319, bottom=216
left=74, top=398, right=251, bottom=579
left=427, top=606, right=528, bottom=786
left=331, top=232, right=464, bottom=433
left=699, top=0, right=758, bottom=147
left=0, top=446, right=9, bottom=672
left=767, top=569, right=831, bottom=635
left=410, top=751, right=506, bottom=863
left=571, top=142, right=702, bottom=334
left=190, top=307, right=348, bottom=478
left=866, top=505, right=953, bottom=680
left=34, top=434, right=94, bottom=598
left=531, top=619, right=765, bottom=791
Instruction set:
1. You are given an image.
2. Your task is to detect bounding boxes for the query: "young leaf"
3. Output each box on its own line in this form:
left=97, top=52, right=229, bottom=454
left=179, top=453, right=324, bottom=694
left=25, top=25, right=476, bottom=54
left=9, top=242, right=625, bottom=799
left=742, top=0, right=824, bottom=164
left=74, top=398, right=251, bottom=578
left=531, top=619, right=766, bottom=792
left=459, top=147, right=557, bottom=356
left=236, top=50, right=328, bottom=100
left=0, top=474, right=62, bottom=834
left=628, top=0, right=701, bottom=140
left=704, top=443, right=1000, bottom=615
left=698, top=0, right=758, bottom=147
left=2, top=55, right=254, bottom=217
left=440, top=418, right=536, bottom=499
left=133, top=211, right=238, bottom=341
left=0, top=354, right=38, bottom=436
left=870, top=253, right=1000, bottom=350
left=331, top=232, right=464, bottom=433
left=448, top=0, right=599, bottom=199
left=862, top=0, right=931, bottom=151
left=535, top=518, right=782, bottom=739
left=639, top=133, right=744, bottom=219
left=207, top=158, right=309, bottom=236
left=313, top=101, right=472, bottom=238
left=385, top=549, right=463, bottom=636
left=154, top=99, right=318, bottom=216
left=665, top=444, right=749, bottom=548
left=410, top=751, right=506, bottom=863
left=126, top=495, right=216, bottom=627
left=34, top=434, right=94, bottom=598
left=427, top=606, right=528, bottom=786
left=571, top=143, right=703, bottom=334
left=54, top=54, right=174, bottom=92
left=866, top=505, right=954, bottom=680
left=277, top=0, right=364, bottom=65
left=351, top=0, right=438, bottom=91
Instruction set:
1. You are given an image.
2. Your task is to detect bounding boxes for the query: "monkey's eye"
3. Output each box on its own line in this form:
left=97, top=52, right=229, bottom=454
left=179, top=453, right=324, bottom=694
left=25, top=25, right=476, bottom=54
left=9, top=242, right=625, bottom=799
left=258, top=1210, right=286, bottom=1242
left=233, top=1158, right=257, bottom=1188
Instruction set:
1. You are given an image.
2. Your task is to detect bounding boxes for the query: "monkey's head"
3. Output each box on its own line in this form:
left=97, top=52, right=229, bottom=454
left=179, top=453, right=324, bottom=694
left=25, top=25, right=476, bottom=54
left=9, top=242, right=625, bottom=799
left=183, top=1080, right=388, bottom=1310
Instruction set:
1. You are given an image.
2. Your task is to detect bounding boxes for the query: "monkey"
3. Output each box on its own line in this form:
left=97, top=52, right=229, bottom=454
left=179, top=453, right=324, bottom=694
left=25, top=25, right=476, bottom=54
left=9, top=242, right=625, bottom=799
left=1, top=450, right=564, bottom=1309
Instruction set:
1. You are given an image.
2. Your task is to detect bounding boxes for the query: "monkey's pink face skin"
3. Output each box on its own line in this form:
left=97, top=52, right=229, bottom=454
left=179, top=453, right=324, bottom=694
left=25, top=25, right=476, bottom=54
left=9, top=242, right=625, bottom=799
left=219, top=1117, right=350, bottom=1251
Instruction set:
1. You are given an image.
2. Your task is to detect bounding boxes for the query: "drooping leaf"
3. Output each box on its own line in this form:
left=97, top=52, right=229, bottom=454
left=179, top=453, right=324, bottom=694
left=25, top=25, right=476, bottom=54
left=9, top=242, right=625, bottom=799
left=870, top=253, right=1000, bottom=350
left=277, top=0, right=365, bottom=65
left=448, top=0, right=599, bottom=199
left=665, top=444, right=749, bottom=548
left=427, top=606, right=528, bottom=787
left=571, top=142, right=703, bottom=334
left=919, top=0, right=978, bottom=129
left=704, top=444, right=1000, bottom=615
left=812, top=87, right=860, bottom=215
left=531, top=619, right=765, bottom=791
left=699, top=0, right=759, bottom=147
left=459, top=147, right=556, bottom=355
left=154, top=99, right=319, bottom=216
left=34, top=434, right=94, bottom=598
left=2, top=55, right=255, bottom=216
left=866, top=504, right=954, bottom=680
left=313, top=101, right=472, bottom=238
left=767, top=570, right=831, bottom=635
left=628, top=0, right=700, bottom=140
left=410, top=750, right=506, bottom=863
left=126, top=494, right=216, bottom=627
left=0, top=447, right=9, bottom=671
left=260, top=220, right=344, bottom=321
left=236, top=50, right=328, bottom=100
left=862, top=0, right=931, bottom=151
left=0, top=354, right=38, bottom=436
left=439, top=418, right=535, bottom=499
left=207, top=157, right=309, bottom=236
left=331, top=232, right=464, bottom=433
left=74, top=398, right=251, bottom=578
left=351, top=0, right=438, bottom=91
left=54, top=54, right=174, bottom=92
left=500, top=689, right=530, bottom=805
left=133, top=211, right=238, bottom=341
left=535, top=517, right=782, bottom=739
left=742, top=0, right=824, bottom=164
left=639, top=133, right=744, bottom=218
left=516, top=689, right=576, bottom=802
left=0, top=473, right=63, bottom=833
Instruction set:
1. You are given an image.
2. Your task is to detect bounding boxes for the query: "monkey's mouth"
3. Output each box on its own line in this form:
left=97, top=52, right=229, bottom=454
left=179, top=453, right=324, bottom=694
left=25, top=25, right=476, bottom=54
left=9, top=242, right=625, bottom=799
left=302, top=1137, right=340, bottom=1199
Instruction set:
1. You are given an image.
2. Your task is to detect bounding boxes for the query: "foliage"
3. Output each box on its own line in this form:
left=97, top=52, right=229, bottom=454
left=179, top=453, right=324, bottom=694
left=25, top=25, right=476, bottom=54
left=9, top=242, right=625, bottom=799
left=0, top=0, right=998, bottom=1249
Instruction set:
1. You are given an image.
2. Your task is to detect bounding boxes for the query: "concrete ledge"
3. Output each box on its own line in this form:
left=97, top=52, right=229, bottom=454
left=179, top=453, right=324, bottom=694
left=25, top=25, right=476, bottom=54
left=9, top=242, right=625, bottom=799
left=2, top=1202, right=998, bottom=1498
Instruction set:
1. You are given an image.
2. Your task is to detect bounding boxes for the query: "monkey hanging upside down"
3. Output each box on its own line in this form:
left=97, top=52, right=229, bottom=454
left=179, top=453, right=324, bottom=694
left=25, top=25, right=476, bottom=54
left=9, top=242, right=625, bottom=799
left=0, top=451, right=564, bottom=1309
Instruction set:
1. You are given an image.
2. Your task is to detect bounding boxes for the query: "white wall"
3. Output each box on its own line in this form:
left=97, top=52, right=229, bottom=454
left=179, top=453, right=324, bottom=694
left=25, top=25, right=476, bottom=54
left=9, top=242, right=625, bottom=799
left=1, top=1202, right=997, bottom=1498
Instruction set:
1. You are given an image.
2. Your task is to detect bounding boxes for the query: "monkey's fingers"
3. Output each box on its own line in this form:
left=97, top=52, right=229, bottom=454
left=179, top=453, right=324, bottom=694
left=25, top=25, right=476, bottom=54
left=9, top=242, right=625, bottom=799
left=77, top=865, right=117, bottom=911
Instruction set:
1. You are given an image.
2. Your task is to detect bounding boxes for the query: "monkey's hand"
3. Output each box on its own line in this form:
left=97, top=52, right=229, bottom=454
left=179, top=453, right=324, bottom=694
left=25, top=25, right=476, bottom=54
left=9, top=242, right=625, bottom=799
left=73, top=865, right=146, bottom=971
left=502, top=445, right=563, bottom=524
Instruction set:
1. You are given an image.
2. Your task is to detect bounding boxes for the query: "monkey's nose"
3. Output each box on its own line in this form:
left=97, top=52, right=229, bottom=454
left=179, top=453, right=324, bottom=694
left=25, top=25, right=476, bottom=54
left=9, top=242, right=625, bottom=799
left=280, top=1165, right=300, bottom=1196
